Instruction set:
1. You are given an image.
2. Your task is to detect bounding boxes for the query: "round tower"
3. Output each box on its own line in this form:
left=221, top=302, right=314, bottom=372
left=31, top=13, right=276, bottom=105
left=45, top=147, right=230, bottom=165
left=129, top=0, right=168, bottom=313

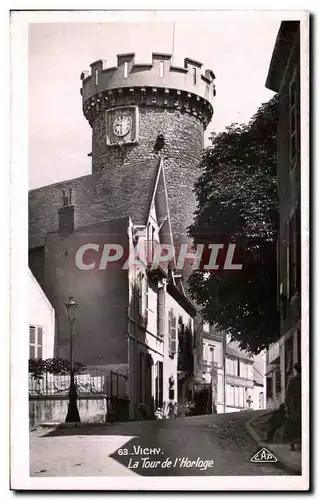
left=80, top=52, right=215, bottom=246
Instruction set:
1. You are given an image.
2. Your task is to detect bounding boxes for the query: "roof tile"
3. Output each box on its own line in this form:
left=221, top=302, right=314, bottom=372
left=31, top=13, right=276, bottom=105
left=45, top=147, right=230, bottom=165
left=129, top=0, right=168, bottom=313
left=29, top=158, right=160, bottom=247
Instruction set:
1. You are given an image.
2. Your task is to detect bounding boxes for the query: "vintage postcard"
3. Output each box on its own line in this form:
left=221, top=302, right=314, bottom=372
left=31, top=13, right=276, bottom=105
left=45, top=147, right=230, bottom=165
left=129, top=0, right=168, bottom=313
left=10, top=8, right=309, bottom=491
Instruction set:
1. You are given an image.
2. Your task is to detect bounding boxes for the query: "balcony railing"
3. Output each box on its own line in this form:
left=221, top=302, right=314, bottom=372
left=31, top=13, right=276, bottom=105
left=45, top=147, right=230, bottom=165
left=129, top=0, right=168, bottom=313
left=225, top=373, right=254, bottom=388
left=268, top=340, right=280, bottom=364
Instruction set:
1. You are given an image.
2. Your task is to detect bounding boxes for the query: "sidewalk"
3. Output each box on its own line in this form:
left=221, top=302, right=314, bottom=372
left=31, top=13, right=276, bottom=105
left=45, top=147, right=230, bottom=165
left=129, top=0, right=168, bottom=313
left=30, top=427, right=137, bottom=477
left=245, top=411, right=301, bottom=475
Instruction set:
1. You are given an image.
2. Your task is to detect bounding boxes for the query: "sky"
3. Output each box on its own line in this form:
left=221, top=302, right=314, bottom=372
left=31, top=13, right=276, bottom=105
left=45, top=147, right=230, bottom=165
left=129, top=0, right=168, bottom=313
left=28, top=12, right=282, bottom=189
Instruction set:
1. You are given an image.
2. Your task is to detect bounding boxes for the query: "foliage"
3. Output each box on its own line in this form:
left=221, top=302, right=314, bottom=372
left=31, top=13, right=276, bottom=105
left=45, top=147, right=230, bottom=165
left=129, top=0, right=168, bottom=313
left=28, top=358, right=47, bottom=381
left=188, top=95, right=279, bottom=354
left=29, top=358, right=86, bottom=380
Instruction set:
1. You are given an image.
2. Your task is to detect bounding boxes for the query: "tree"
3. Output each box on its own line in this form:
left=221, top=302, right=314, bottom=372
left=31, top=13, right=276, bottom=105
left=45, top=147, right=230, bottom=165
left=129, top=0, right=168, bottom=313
left=188, top=95, right=279, bottom=354
left=29, top=358, right=85, bottom=380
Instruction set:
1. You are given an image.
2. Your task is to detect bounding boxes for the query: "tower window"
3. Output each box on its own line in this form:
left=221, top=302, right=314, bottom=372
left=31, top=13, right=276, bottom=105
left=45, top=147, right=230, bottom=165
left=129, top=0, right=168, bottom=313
left=124, top=62, right=128, bottom=79
left=160, top=61, right=164, bottom=78
left=209, top=346, right=215, bottom=364
left=192, top=67, right=196, bottom=84
left=95, top=70, right=99, bottom=85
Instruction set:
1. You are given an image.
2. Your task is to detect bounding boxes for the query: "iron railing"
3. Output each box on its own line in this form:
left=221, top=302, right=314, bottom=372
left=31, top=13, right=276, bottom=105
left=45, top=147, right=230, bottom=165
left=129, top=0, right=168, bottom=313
left=29, top=367, right=128, bottom=399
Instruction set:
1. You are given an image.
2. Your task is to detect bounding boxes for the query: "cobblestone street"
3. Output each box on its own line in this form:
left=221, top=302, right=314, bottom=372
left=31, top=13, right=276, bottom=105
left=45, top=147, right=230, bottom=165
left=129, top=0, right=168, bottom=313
left=30, top=411, right=293, bottom=477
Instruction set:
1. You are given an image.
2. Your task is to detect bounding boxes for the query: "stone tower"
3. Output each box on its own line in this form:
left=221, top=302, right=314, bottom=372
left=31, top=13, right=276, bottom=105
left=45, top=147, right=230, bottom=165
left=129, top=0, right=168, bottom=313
left=28, top=51, right=216, bottom=371
left=80, top=53, right=215, bottom=246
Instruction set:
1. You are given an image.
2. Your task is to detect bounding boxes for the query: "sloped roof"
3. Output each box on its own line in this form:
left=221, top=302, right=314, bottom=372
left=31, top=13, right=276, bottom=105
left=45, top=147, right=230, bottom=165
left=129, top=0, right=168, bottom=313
left=253, top=366, right=264, bottom=385
left=226, top=342, right=254, bottom=363
left=265, top=21, right=300, bottom=92
left=29, top=158, right=160, bottom=247
left=29, top=268, right=54, bottom=311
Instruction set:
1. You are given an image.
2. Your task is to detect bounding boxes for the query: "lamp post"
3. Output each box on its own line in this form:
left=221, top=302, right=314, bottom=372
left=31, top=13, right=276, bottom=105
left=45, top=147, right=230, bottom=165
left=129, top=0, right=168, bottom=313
left=65, top=296, right=80, bottom=423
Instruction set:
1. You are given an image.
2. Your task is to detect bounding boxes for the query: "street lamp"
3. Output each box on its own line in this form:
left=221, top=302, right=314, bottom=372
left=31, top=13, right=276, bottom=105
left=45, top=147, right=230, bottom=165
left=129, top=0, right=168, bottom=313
left=65, top=296, right=80, bottom=422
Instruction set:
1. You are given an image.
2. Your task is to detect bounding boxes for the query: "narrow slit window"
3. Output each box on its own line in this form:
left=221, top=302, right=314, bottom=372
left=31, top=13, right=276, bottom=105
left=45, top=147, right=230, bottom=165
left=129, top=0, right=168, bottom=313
left=95, top=70, right=99, bottom=85
left=124, top=62, right=128, bottom=78
left=160, top=61, right=164, bottom=78
left=192, top=67, right=196, bottom=84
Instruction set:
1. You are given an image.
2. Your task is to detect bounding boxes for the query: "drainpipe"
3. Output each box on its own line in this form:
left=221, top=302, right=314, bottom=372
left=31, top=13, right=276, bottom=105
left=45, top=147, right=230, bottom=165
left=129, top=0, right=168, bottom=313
left=223, top=332, right=227, bottom=413
left=128, top=222, right=138, bottom=420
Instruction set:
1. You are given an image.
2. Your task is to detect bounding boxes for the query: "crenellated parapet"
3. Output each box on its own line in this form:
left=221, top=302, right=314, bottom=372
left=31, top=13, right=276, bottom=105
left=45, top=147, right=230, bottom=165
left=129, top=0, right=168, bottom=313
left=80, top=53, right=215, bottom=129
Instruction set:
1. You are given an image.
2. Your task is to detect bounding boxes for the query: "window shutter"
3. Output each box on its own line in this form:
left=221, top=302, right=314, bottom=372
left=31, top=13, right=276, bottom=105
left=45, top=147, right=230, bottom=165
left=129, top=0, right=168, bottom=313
left=29, top=326, right=35, bottom=344
left=29, top=325, right=36, bottom=359
left=158, top=361, right=163, bottom=406
left=157, top=288, right=164, bottom=337
left=145, top=279, right=148, bottom=316
left=138, top=276, right=143, bottom=316
left=37, top=326, right=43, bottom=359
left=29, top=345, right=36, bottom=359
left=37, top=327, right=43, bottom=346
left=170, top=313, right=177, bottom=355
left=168, top=310, right=172, bottom=352
left=141, top=277, right=146, bottom=314
left=143, top=277, right=148, bottom=327
left=138, top=275, right=148, bottom=327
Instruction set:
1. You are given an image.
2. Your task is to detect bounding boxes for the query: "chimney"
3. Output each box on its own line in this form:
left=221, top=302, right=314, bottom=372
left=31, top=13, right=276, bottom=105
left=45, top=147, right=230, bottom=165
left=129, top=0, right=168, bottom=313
left=58, top=188, right=75, bottom=235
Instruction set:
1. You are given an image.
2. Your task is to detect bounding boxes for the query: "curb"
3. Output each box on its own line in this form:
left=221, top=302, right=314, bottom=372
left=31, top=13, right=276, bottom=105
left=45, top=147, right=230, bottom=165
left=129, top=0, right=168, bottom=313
left=37, top=421, right=112, bottom=429
left=245, top=415, right=301, bottom=475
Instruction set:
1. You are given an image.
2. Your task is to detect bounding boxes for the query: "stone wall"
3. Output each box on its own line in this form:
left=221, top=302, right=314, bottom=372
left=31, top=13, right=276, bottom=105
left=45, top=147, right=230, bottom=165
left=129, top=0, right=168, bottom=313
left=277, top=34, right=301, bottom=338
left=92, top=106, right=204, bottom=245
left=29, top=396, right=109, bottom=427
left=42, top=218, right=130, bottom=366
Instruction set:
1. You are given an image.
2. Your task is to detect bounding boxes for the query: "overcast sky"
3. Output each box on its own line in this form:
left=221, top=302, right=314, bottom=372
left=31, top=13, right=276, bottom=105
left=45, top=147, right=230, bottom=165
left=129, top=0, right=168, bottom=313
left=28, top=12, right=282, bottom=189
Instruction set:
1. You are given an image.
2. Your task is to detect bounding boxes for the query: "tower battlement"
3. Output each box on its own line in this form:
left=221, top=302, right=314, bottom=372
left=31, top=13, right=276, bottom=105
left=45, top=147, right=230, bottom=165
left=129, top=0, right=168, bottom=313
left=80, top=53, right=215, bottom=128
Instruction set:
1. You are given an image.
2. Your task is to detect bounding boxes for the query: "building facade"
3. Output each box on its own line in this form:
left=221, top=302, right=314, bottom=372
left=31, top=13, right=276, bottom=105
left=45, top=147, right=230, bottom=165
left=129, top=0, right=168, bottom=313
left=224, top=342, right=255, bottom=413
left=265, top=21, right=301, bottom=408
left=28, top=53, right=216, bottom=420
left=252, top=352, right=267, bottom=411
left=199, top=328, right=266, bottom=413
left=201, top=322, right=225, bottom=414
left=29, top=269, right=55, bottom=361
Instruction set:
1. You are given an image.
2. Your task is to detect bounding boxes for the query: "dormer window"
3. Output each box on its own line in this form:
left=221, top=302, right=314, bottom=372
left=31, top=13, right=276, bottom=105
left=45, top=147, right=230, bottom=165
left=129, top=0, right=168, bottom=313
left=160, top=61, right=164, bottom=78
left=124, top=62, right=128, bottom=79
left=192, top=67, right=196, bottom=84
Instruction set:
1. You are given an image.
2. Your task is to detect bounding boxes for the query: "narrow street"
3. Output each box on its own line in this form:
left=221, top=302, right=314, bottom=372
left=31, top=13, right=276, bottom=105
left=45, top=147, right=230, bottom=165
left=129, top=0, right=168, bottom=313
left=30, top=411, right=292, bottom=477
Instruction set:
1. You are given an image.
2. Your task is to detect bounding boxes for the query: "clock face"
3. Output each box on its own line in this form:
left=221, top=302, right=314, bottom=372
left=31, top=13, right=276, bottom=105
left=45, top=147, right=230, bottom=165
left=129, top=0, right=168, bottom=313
left=112, top=114, right=132, bottom=137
